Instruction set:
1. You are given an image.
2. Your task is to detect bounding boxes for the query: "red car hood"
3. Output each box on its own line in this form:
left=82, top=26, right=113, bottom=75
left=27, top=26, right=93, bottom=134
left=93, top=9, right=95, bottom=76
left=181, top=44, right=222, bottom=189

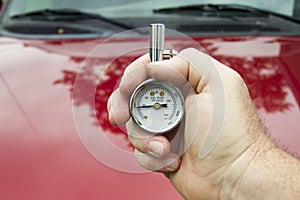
left=0, top=36, right=299, bottom=199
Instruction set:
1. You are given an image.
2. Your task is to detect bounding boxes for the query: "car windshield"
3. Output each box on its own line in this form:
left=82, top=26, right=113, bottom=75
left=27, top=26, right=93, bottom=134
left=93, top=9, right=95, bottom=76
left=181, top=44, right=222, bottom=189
left=1, top=0, right=300, bottom=39
left=5, top=0, right=299, bottom=19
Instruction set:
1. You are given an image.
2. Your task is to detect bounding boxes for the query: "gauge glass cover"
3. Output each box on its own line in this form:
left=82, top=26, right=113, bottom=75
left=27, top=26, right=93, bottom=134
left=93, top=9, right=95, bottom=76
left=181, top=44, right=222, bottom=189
left=130, top=79, right=184, bottom=133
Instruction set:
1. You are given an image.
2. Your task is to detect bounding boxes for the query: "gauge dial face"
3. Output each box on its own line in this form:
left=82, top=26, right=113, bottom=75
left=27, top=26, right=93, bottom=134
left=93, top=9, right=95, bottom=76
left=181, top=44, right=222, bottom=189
left=130, top=79, right=184, bottom=134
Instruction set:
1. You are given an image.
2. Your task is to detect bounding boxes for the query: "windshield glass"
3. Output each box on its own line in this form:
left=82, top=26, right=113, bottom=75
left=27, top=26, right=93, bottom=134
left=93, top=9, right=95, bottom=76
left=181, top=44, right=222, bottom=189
left=6, top=0, right=298, bottom=19
left=2, top=0, right=300, bottom=39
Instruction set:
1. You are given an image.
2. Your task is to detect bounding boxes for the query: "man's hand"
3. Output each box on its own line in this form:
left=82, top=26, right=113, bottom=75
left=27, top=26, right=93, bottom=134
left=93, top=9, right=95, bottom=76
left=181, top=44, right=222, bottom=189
left=107, top=48, right=300, bottom=200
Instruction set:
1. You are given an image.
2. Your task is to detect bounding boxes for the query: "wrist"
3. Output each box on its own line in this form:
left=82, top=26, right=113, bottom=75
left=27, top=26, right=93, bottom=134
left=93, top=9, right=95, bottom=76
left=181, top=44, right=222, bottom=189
left=235, top=138, right=300, bottom=199
left=220, top=131, right=300, bottom=200
left=219, top=131, right=273, bottom=200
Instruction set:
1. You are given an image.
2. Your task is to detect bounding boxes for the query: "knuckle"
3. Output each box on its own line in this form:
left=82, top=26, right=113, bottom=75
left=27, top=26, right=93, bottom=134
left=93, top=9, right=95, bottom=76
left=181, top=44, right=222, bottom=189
left=134, top=149, right=154, bottom=170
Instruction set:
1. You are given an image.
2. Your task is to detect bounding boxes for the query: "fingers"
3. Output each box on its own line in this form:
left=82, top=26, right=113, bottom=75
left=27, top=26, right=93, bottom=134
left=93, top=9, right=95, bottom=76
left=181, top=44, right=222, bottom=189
left=107, top=89, right=130, bottom=126
left=119, top=54, right=150, bottom=97
left=126, top=119, right=171, bottom=158
left=147, top=48, right=228, bottom=94
left=108, top=49, right=222, bottom=126
left=135, top=149, right=180, bottom=172
left=125, top=119, right=180, bottom=172
left=108, top=54, right=150, bottom=126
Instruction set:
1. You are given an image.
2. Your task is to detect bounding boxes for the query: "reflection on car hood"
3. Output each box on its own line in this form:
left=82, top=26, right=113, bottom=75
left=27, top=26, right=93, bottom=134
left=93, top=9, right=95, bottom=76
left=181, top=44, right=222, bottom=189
left=0, top=35, right=299, bottom=199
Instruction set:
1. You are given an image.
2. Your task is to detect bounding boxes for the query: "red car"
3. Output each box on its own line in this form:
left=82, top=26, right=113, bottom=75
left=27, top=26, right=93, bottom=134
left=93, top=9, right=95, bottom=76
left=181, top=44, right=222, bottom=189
left=0, top=1, right=299, bottom=199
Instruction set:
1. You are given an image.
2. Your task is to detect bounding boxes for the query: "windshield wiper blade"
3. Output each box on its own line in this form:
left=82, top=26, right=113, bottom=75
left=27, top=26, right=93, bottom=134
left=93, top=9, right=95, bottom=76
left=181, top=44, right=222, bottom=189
left=11, top=8, right=135, bottom=31
left=154, top=4, right=300, bottom=22
left=154, top=4, right=267, bottom=14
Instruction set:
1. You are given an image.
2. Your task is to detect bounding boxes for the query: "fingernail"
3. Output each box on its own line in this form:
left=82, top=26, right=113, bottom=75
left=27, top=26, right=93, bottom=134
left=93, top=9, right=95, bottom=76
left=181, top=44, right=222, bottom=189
left=108, top=106, right=116, bottom=125
left=148, top=141, right=164, bottom=157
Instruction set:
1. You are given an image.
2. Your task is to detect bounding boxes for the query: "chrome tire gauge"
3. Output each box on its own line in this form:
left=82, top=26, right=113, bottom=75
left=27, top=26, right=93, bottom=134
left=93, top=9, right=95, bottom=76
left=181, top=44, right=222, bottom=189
left=129, top=24, right=184, bottom=134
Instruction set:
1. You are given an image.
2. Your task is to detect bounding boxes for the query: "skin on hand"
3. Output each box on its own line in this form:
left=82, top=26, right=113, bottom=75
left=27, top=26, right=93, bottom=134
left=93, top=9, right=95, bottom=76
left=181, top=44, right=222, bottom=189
left=107, top=48, right=300, bottom=200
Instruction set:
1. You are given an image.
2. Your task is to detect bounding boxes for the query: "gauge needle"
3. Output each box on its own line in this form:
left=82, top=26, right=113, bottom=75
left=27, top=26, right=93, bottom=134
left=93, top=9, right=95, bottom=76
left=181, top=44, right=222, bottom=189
left=136, top=103, right=168, bottom=108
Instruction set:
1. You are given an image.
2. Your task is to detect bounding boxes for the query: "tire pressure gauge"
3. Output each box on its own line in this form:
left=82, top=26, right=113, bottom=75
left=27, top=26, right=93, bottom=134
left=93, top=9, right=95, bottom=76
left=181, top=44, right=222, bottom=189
left=129, top=24, right=184, bottom=134
left=130, top=79, right=184, bottom=133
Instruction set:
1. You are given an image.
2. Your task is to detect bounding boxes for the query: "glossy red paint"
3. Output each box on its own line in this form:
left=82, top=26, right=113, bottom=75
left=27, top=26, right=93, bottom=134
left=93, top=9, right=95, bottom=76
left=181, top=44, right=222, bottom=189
left=0, top=35, right=299, bottom=199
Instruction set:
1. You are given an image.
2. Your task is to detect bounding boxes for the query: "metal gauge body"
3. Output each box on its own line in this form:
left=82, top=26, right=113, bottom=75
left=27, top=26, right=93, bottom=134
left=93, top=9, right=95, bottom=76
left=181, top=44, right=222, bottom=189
left=129, top=23, right=184, bottom=134
left=130, top=79, right=184, bottom=134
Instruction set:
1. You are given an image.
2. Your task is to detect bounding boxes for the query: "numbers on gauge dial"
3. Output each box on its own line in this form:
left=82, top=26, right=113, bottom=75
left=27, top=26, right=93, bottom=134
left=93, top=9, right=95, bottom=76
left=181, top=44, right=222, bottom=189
left=130, top=80, right=184, bottom=133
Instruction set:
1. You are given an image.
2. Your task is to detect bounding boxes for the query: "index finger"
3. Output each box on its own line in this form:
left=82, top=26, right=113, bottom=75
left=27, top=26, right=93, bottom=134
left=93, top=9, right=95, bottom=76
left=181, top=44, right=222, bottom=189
left=119, top=53, right=150, bottom=97
left=147, top=48, right=229, bottom=94
left=108, top=53, right=150, bottom=126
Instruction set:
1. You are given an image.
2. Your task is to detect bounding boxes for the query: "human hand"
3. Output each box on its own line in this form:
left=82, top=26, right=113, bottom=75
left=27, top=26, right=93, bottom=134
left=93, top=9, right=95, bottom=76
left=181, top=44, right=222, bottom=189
left=107, top=48, right=271, bottom=199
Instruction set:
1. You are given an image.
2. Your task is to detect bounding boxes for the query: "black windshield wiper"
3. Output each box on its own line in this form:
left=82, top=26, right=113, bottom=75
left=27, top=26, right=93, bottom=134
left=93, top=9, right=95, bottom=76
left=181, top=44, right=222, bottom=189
left=154, top=4, right=300, bottom=23
left=10, top=8, right=135, bottom=31
left=154, top=4, right=268, bottom=15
